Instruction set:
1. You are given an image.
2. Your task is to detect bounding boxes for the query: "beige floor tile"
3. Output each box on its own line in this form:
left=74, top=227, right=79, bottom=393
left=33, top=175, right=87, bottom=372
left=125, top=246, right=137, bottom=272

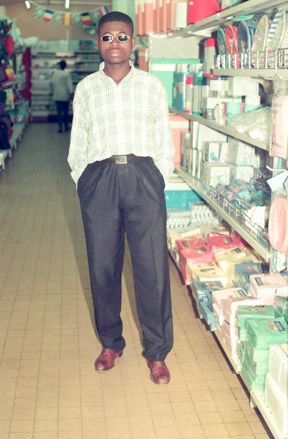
left=197, top=411, right=223, bottom=425
left=202, top=423, right=229, bottom=436
left=34, top=419, right=58, bottom=433
left=155, top=425, right=181, bottom=439
left=178, top=424, right=206, bottom=438
left=9, top=434, right=34, bottom=439
left=131, top=427, right=156, bottom=439
left=58, top=432, right=83, bottom=439
left=152, top=413, right=178, bottom=428
left=35, top=407, right=58, bottom=420
left=33, top=431, right=58, bottom=439
left=225, top=421, right=254, bottom=436
left=0, top=124, right=273, bottom=439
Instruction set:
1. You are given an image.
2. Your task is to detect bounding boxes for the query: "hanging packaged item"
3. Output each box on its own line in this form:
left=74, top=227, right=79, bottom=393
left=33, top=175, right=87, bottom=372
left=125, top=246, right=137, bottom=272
left=268, top=194, right=288, bottom=255
left=187, top=0, right=220, bottom=24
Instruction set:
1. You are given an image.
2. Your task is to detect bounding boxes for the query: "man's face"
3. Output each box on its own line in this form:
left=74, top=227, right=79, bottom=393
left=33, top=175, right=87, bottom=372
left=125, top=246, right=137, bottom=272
left=97, top=20, right=134, bottom=66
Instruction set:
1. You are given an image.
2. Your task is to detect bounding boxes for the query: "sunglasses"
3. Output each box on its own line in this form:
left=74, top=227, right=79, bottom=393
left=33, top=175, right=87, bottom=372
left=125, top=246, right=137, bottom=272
left=100, top=33, right=131, bottom=43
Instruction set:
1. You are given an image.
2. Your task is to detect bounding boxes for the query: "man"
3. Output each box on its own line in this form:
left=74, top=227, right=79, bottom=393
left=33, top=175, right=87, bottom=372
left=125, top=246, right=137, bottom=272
left=68, top=11, right=174, bottom=384
left=51, top=59, right=73, bottom=132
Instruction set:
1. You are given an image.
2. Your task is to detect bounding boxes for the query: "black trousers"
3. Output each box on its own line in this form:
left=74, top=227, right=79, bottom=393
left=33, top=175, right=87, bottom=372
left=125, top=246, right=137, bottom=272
left=55, top=100, right=69, bottom=131
left=77, top=156, right=173, bottom=361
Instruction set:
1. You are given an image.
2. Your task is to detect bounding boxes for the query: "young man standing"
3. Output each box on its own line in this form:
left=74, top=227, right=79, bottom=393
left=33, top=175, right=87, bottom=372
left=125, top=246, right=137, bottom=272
left=68, top=11, right=174, bottom=384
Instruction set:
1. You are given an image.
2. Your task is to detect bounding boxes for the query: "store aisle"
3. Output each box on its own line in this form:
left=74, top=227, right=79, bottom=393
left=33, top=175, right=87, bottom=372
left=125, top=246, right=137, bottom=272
left=0, top=124, right=270, bottom=439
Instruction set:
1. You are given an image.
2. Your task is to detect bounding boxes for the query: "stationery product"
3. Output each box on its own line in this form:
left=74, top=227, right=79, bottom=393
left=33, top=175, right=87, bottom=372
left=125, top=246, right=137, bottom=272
left=264, top=372, right=288, bottom=439
left=251, top=14, right=270, bottom=52
left=268, top=343, right=288, bottom=390
left=274, top=295, right=288, bottom=323
left=203, top=163, right=231, bottom=187
left=188, top=262, right=229, bottom=286
left=203, top=38, right=217, bottom=72
left=217, top=27, right=227, bottom=55
left=250, top=273, right=288, bottom=303
left=214, top=246, right=259, bottom=276
left=245, top=318, right=288, bottom=349
left=229, top=164, right=255, bottom=183
left=197, top=300, right=218, bottom=330
left=234, top=262, right=264, bottom=292
left=266, top=9, right=287, bottom=50
left=225, top=24, right=239, bottom=58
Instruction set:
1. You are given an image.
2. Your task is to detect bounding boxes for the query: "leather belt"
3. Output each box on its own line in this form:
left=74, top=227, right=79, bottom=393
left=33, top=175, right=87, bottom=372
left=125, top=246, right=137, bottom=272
left=101, top=154, right=136, bottom=165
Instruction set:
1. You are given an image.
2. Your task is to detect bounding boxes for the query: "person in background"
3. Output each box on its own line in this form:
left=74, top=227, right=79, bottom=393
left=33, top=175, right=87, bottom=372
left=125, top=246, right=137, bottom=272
left=51, top=59, right=73, bottom=132
left=68, top=11, right=174, bottom=384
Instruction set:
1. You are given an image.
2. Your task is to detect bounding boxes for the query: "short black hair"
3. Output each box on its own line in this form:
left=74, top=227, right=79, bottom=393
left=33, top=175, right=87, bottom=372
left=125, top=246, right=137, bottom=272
left=98, top=11, right=134, bottom=36
left=58, top=60, right=67, bottom=69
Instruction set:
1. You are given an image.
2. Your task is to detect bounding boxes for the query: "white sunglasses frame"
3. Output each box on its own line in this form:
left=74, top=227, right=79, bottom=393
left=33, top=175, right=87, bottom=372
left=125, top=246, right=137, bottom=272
left=99, top=33, right=131, bottom=43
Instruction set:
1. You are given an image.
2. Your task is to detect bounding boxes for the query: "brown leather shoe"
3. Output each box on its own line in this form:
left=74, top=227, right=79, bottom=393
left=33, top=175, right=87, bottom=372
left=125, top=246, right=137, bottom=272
left=95, top=348, right=123, bottom=371
left=147, top=360, right=170, bottom=384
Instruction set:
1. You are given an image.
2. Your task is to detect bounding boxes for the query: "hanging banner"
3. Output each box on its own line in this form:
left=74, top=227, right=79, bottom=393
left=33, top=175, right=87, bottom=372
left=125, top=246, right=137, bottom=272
left=28, top=1, right=110, bottom=32
left=43, top=9, right=54, bottom=23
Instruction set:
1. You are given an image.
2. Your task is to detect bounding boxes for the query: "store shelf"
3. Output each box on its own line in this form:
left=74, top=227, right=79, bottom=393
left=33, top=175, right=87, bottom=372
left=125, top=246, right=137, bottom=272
left=169, top=0, right=288, bottom=37
left=172, top=111, right=269, bottom=151
left=31, top=43, right=99, bottom=120
left=176, top=168, right=270, bottom=261
left=215, top=68, right=288, bottom=80
left=250, top=390, right=284, bottom=439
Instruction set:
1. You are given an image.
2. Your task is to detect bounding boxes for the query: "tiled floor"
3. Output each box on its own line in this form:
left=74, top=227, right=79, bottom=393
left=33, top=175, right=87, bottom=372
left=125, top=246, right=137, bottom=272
left=0, top=124, right=271, bottom=439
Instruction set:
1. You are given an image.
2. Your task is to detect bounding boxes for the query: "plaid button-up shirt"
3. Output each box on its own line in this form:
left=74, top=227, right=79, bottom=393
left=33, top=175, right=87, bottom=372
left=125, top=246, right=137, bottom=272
left=68, top=62, right=174, bottom=185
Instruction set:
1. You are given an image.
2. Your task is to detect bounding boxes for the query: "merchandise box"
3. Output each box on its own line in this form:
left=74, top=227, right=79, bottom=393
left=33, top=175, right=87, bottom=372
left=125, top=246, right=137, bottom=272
left=150, top=58, right=200, bottom=107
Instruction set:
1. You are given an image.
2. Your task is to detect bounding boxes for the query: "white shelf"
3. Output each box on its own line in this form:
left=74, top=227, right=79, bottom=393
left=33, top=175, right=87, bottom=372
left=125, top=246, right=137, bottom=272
left=215, top=68, right=288, bottom=80
left=172, top=111, right=269, bottom=151
left=168, top=0, right=288, bottom=36
left=176, top=168, right=270, bottom=261
left=250, top=390, right=284, bottom=439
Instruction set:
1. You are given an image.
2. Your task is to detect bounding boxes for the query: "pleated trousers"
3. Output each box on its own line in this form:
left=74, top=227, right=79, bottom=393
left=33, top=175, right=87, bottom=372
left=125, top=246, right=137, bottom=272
left=77, top=156, right=173, bottom=361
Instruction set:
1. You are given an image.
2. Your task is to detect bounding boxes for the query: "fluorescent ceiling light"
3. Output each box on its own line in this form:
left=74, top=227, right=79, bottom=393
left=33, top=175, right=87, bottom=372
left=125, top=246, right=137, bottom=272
left=65, top=0, right=70, bottom=9
left=25, top=0, right=31, bottom=8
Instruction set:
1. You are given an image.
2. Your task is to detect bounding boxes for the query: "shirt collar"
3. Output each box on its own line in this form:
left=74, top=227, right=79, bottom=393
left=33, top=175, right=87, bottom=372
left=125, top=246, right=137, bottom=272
left=99, top=60, right=135, bottom=81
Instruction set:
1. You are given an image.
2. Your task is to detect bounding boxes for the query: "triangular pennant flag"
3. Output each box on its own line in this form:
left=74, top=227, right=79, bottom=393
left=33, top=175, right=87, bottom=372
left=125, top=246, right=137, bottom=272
left=53, top=10, right=63, bottom=24
left=33, top=6, right=43, bottom=19
left=81, top=12, right=93, bottom=25
left=43, top=9, right=54, bottom=23
left=72, top=14, right=81, bottom=27
left=97, top=6, right=108, bottom=17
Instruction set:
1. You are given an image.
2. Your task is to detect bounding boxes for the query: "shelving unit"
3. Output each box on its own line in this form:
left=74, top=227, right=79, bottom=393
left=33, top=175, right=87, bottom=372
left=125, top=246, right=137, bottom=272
left=31, top=42, right=100, bottom=121
left=0, top=19, right=31, bottom=171
left=172, top=111, right=269, bottom=151
left=176, top=168, right=270, bottom=261
left=168, top=0, right=288, bottom=37
left=149, top=1, right=287, bottom=437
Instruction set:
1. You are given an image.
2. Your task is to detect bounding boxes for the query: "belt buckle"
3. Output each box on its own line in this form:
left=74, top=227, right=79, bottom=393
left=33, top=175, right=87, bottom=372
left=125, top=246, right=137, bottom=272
left=113, top=155, right=128, bottom=165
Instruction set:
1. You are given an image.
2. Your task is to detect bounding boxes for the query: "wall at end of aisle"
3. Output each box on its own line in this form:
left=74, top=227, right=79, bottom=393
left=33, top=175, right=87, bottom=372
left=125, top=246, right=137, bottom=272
left=0, top=6, right=6, bottom=17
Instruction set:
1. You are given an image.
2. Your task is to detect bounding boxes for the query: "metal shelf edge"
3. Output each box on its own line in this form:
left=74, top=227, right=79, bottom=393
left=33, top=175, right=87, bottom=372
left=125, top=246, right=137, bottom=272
left=176, top=168, right=270, bottom=261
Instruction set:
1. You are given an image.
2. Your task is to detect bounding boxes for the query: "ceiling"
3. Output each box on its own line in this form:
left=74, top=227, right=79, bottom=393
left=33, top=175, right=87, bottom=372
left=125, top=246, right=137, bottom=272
left=0, top=0, right=112, bottom=5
